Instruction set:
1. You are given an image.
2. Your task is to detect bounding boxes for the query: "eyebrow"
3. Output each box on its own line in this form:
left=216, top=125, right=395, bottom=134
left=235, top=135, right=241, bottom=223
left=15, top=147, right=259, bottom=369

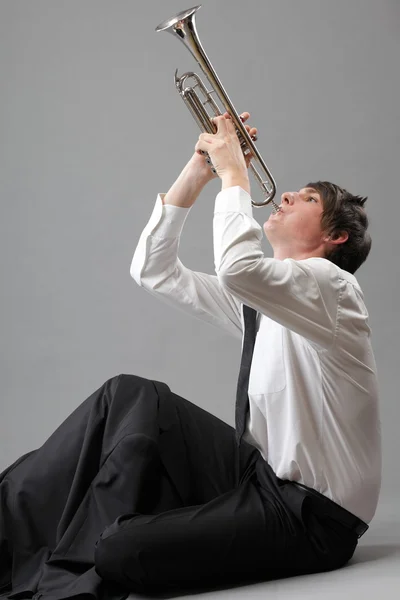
left=300, top=187, right=321, bottom=199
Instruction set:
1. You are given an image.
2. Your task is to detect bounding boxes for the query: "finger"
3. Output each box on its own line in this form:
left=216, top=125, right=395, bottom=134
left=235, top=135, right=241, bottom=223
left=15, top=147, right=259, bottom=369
left=227, top=118, right=258, bottom=140
left=195, top=134, right=213, bottom=154
left=211, top=115, right=229, bottom=134
left=223, top=112, right=250, bottom=122
left=224, top=113, right=254, bottom=134
left=245, top=125, right=258, bottom=134
left=198, top=132, right=213, bottom=143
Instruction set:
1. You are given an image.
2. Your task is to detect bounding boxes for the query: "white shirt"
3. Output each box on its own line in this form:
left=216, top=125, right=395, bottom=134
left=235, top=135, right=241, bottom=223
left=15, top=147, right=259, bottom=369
left=130, top=185, right=382, bottom=525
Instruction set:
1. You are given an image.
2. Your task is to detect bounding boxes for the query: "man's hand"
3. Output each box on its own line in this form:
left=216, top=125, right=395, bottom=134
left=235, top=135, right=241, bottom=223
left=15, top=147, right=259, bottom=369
left=194, top=113, right=256, bottom=191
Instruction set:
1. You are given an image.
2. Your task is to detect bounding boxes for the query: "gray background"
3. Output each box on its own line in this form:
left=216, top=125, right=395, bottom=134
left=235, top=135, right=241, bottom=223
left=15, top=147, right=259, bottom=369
left=0, top=0, right=398, bottom=554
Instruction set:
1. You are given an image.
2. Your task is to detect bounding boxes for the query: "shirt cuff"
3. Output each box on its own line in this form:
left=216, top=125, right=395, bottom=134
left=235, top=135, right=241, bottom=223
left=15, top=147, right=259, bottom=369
left=214, top=186, right=253, bottom=217
left=149, top=193, right=192, bottom=238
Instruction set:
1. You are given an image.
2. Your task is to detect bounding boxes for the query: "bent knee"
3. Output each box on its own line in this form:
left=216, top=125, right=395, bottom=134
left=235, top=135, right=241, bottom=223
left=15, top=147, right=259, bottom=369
left=117, top=373, right=154, bottom=387
left=94, top=519, right=148, bottom=588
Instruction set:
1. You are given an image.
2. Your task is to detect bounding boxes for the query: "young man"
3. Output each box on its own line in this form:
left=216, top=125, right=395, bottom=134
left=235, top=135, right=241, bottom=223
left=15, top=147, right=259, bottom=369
left=0, top=114, right=381, bottom=598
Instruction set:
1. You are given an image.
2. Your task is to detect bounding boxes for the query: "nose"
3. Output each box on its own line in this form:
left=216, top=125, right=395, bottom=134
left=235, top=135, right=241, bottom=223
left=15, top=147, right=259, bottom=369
left=280, top=192, right=294, bottom=206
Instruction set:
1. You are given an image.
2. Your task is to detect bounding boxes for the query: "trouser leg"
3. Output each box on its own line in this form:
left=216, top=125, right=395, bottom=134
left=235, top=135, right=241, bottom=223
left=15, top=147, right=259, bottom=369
left=94, top=465, right=278, bottom=594
left=1, top=373, right=357, bottom=599
left=0, top=372, right=260, bottom=597
left=151, top=379, right=260, bottom=507
left=94, top=378, right=360, bottom=594
left=94, top=379, right=287, bottom=594
left=1, top=374, right=175, bottom=597
left=1, top=376, right=125, bottom=550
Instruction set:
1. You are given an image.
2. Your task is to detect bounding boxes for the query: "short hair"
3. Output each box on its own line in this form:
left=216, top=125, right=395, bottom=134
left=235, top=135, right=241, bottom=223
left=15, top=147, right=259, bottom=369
left=305, top=180, right=372, bottom=275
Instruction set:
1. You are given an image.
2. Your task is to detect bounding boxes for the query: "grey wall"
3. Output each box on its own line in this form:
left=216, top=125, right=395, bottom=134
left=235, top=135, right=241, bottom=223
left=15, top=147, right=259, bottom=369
left=1, top=0, right=398, bottom=512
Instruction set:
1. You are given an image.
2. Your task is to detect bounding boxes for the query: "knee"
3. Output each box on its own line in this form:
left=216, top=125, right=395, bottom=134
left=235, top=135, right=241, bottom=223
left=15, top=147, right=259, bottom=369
left=94, top=518, right=148, bottom=591
left=102, top=374, right=154, bottom=400
left=94, top=545, right=142, bottom=590
left=116, top=373, right=154, bottom=388
left=104, top=373, right=151, bottom=385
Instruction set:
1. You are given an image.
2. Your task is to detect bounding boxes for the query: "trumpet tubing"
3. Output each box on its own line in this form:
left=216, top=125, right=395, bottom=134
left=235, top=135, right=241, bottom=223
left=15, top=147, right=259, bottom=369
left=155, top=5, right=279, bottom=211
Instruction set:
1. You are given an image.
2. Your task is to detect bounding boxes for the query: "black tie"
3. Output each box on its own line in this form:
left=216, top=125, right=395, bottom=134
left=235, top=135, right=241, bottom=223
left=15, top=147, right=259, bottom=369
left=235, top=304, right=258, bottom=447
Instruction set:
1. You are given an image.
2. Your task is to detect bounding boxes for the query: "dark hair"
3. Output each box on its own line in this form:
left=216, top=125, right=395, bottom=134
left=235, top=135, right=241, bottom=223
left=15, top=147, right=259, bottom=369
left=305, top=180, right=372, bottom=275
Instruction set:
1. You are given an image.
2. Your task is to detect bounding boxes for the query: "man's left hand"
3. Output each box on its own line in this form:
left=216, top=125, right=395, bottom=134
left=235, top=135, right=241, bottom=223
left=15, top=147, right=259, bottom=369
left=194, top=114, right=251, bottom=182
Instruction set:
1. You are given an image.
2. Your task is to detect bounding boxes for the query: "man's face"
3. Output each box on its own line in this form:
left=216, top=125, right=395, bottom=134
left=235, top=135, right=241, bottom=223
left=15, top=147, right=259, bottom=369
left=263, top=187, right=327, bottom=257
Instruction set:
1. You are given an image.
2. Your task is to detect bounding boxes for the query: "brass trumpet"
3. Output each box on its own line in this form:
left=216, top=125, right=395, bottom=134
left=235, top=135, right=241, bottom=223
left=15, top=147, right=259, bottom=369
left=156, top=5, right=279, bottom=211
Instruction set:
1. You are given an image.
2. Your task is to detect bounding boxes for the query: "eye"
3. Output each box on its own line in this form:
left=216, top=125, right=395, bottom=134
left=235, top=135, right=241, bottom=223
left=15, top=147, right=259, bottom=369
left=308, top=196, right=318, bottom=203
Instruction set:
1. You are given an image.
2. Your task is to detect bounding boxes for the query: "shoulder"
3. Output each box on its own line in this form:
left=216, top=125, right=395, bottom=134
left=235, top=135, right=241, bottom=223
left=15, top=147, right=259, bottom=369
left=286, top=257, right=362, bottom=292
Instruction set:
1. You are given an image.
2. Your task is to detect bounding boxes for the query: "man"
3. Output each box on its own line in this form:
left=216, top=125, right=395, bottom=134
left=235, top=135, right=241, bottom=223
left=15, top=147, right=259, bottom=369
left=0, top=113, right=381, bottom=598
left=123, top=113, right=381, bottom=587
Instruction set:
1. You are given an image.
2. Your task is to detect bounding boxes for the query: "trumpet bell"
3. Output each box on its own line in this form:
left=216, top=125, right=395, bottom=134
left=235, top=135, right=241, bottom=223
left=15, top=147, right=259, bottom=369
left=155, top=5, right=201, bottom=34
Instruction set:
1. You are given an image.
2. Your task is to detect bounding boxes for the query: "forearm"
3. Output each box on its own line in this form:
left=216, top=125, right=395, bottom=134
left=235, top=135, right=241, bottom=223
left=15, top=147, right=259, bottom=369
left=163, top=157, right=212, bottom=208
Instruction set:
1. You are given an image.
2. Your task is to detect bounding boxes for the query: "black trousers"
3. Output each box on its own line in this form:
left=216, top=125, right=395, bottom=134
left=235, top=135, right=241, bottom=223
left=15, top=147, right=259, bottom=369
left=0, top=374, right=359, bottom=599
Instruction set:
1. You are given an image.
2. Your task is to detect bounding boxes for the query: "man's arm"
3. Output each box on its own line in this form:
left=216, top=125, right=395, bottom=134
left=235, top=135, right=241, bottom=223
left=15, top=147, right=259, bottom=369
left=213, top=186, right=343, bottom=350
left=130, top=154, right=243, bottom=339
left=161, top=152, right=211, bottom=208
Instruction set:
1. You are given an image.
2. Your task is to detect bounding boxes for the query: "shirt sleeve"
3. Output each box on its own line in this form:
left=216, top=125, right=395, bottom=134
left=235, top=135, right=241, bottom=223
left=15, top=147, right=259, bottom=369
left=214, top=186, right=343, bottom=350
left=130, top=194, right=243, bottom=339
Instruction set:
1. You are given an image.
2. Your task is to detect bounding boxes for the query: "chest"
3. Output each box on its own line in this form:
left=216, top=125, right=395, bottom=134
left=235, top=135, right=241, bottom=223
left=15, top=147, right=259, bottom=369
left=247, top=315, right=314, bottom=395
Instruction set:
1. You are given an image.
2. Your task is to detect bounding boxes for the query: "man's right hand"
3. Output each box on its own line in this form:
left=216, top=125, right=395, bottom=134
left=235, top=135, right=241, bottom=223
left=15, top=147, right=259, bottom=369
left=188, top=111, right=258, bottom=183
left=162, top=112, right=258, bottom=208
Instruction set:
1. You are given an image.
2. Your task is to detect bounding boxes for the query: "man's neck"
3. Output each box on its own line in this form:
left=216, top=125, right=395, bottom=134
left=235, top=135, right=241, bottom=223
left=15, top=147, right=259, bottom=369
left=273, top=249, right=326, bottom=261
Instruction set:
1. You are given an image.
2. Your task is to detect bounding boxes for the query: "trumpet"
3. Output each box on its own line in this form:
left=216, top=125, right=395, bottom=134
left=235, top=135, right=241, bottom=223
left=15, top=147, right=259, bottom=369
left=155, top=5, right=279, bottom=211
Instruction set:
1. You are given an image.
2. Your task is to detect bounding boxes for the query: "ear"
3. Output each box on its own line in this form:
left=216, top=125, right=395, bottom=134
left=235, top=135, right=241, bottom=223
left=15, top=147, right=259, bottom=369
left=324, top=231, right=349, bottom=246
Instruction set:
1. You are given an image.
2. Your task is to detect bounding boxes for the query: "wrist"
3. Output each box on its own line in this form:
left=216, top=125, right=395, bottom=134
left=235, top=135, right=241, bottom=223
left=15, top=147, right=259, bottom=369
left=221, top=172, right=250, bottom=195
left=187, top=153, right=215, bottom=185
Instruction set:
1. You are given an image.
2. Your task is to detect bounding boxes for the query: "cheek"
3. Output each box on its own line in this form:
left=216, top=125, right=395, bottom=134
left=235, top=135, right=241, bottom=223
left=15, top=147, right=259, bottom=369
left=293, top=216, right=320, bottom=240
left=306, top=221, right=323, bottom=241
